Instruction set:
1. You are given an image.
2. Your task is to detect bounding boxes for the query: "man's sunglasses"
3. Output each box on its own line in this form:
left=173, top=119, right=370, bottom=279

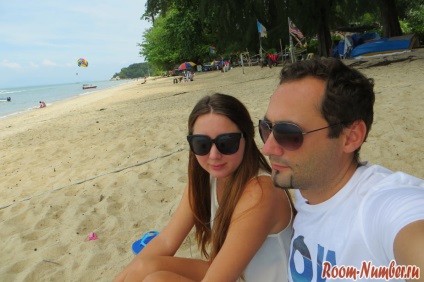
left=258, top=120, right=340, bottom=150
left=187, top=133, right=243, bottom=156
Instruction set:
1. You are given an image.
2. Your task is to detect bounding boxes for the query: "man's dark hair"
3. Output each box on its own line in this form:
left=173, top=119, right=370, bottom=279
left=279, top=58, right=375, bottom=162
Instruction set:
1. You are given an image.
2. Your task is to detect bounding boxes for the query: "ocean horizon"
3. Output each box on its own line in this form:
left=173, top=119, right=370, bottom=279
left=0, top=80, right=130, bottom=120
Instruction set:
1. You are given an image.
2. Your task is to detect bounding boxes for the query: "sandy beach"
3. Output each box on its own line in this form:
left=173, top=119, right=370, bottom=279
left=1, top=51, right=423, bottom=281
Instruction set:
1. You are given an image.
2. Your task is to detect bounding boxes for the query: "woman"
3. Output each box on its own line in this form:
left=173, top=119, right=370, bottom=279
left=114, top=93, right=294, bottom=282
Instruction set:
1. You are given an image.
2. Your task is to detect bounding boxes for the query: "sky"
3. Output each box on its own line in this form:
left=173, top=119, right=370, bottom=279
left=0, top=0, right=152, bottom=88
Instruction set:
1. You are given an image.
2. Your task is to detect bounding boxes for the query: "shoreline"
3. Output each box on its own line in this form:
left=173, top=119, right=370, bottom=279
left=1, top=52, right=423, bottom=281
left=0, top=80, right=132, bottom=121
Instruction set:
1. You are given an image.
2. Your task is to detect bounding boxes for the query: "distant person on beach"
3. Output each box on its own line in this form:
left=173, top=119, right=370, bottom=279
left=39, top=101, right=46, bottom=108
left=114, top=93, right=294, bottom=281
left=188, top=71, right=194, bottom=81
left=259, top=58, right=424, bottom=281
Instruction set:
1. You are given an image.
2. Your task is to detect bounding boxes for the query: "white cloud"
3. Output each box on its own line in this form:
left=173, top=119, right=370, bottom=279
left=0, top=60, right=21, bottom=69
left=42, top=59, right=58, bottom=67
left=29, top=62, right=40, bottom=69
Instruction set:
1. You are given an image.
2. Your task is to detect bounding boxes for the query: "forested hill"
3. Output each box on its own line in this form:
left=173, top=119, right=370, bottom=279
left=112, top=62, right=154, bottom=79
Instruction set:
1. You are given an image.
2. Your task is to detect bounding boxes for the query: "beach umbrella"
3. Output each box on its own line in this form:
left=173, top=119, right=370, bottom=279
left=178, top=62, right=196, bottom=70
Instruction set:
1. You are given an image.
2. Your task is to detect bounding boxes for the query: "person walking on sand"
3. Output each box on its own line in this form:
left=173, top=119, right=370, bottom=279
left=114, top=93, right=294, bottom=282
left=259, top=58, right=424, bottom=281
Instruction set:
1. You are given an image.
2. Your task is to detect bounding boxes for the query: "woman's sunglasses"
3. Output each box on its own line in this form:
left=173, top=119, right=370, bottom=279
left=258, top=120, right=340, bottom=151
left=187, top=133, right=243, bottom=156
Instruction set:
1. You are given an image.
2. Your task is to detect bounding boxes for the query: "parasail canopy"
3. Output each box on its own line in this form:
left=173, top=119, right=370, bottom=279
left=77, top=58, right=88, bottom=67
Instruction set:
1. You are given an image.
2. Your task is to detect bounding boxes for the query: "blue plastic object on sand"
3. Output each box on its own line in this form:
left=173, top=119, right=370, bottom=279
left=131, top=231, right=159, bottom=254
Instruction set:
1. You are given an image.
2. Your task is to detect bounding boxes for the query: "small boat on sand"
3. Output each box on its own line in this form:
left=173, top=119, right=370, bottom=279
left=0, top=97, right=11, bottom=102
left=82, top=84, right=97, bottom=90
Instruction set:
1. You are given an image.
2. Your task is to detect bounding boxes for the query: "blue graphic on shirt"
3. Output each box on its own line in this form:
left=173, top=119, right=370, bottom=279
left=290, top=235, right=336, bottom=281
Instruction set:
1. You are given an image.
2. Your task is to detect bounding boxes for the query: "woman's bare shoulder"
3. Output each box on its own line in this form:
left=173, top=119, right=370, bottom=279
left=237, top=174, right=292, bottom=232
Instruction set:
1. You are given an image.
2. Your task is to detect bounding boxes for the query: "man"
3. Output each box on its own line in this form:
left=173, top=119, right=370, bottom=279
left=259, top=58, right=424, bottom=281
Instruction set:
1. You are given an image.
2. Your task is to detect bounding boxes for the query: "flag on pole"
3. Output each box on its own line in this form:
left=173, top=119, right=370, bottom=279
left=288, top=17, right=304, bottom=39
left=257, top=20, right=268, bottom=38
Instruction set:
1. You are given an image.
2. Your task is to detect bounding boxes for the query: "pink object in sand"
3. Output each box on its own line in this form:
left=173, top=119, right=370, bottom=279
left=88, top=232, right=98, bottom=241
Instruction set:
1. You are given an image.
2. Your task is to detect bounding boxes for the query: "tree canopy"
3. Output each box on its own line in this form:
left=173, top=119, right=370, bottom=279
left=135, top=0, right=423, bottom=71
left=139, top=5, right=210, bottom=70
left=113, top=62, right=154, bottom=79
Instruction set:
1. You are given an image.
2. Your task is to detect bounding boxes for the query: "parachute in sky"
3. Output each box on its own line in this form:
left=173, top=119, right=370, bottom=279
left=77, top=58, right=88, bottom=67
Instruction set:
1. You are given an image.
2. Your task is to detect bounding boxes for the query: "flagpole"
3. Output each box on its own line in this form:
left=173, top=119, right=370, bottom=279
left=279, top=39, right=283, bottom=64
left=259, top=32, right=262, bottom=66
left=288, top=17, right=295, bottom=63
left=240, top=53, right=245, bottom=74
left=257, top=20, right=268, bottom=66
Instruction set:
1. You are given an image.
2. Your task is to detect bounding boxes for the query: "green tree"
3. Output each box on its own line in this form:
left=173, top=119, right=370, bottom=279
left=198, top=0, right=289, bottom=54
left=378, top=0, right=402, bottom=37
left=139, top=0, right=413, bottom=61
left=143, top=0, right=173, bottom=24
left=407, top=5, right=424, bottom=36
left=397, top=0, right=424, bottom=43
left=113, top=63, right=154, bottom=79
left=140, top=5, right=210, bottom=70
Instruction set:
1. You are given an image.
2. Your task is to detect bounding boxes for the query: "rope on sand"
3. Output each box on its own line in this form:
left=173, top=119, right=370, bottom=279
left=0, top=148, right=184, bottom=210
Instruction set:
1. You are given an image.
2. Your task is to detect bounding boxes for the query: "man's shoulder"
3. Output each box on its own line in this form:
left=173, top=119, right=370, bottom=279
left=356, top=163, right=423, bottom=191
left=355, top=164, right=424, bottom=213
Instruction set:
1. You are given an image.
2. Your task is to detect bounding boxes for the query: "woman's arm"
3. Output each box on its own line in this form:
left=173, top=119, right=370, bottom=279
left=202, top=176, right=291, bottom=282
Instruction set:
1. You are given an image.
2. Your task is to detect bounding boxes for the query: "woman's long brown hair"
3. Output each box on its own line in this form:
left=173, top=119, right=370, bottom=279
left=187, top=93, right=274, bottom=261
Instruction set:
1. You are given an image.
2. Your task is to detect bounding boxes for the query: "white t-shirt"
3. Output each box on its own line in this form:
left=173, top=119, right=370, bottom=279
left=289, top=164, right=424, bottom=282
left=211, top=171, right=293, bottom=281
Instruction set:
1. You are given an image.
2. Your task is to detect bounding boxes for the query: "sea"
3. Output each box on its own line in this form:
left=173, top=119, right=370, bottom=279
left=0, top=80, right=129, bottom=120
